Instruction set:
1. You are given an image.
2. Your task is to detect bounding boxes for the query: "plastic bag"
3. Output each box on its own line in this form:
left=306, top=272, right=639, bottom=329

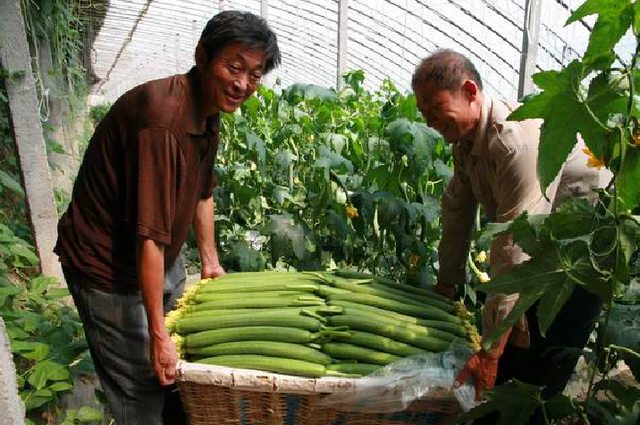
left=319, top=339, right=478, bottom=413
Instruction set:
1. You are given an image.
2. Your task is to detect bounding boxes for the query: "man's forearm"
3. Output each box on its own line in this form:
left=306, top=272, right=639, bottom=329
left=194, top=196, right=220, bottom=269
left=137, top=238, right=166, bottom=335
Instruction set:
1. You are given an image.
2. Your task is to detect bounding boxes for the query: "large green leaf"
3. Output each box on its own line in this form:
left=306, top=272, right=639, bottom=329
left=618, top=148, right=640, bottom=211
left=262, top=214, right=307, bottom=261
left=0, top=284, right=21, bottom=306
left=23, top=388, right=54, bottom=410
left=459, top=380, right=542, bottom=425
left=245, top=132, right=266, bottom=164
left=508, top=61, right=624, bottom=191
left=27, top=360, right=70, bottom=390
left=602, top=303, right=640, bottom=380
left=226, top=241, right=265, bottom=272
left=283, top=83, right=337, bottom=103
left=566, top=0, right=633, bottom=70
left=0, top=170, right=24, bottom=196
left=537, top=281, right=574, bottom=336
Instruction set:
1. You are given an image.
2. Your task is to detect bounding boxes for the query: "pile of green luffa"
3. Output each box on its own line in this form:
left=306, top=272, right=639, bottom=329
left=167, top=270, right=480, bottom=378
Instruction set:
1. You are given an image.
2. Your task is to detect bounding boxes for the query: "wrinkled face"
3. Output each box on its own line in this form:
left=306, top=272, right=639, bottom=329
left=414, top=81, right=478, bottom=143
left=197, top=42, right=266, bottom=114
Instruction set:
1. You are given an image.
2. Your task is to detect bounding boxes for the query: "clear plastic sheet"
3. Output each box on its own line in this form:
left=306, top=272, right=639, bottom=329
left=319, top=340, right=478, bottom=413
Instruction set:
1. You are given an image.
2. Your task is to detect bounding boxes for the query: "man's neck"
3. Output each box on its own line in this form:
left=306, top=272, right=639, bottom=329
left=460, top=92, right=485, bottom=144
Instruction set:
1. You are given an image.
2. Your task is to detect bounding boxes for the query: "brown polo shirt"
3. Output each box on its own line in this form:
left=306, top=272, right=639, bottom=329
left=55, top=68, right=220, bottom=293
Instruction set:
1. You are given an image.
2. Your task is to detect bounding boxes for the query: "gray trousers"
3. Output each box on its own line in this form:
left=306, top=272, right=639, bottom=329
left=63, top=258, right=187, bottom=425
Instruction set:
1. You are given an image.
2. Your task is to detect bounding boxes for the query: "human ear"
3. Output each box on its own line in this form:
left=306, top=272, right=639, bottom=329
left=462, top=80, right=478, bottom=102
left=195, top=43, right=207, bottom=71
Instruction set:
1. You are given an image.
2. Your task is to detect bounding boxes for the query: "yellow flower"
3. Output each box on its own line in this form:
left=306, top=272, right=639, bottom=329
left=475, top=250, right=487, bottom=264
left=633, top=134, right=640, bottom=146
left=478, top=272, right=491, bottom=283
left=582, top=148, right=606, bottom=169
left=346, top=204, right=359, bottom=219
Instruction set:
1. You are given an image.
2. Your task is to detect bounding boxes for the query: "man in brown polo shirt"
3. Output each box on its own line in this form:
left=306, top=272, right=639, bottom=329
left=55, top=11, right=280, bottom=424
left=411, top=50, right=608, bottom=421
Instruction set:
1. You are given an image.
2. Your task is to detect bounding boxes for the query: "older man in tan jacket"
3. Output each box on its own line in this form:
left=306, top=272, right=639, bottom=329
left=411, top=50, right=607, bottom=414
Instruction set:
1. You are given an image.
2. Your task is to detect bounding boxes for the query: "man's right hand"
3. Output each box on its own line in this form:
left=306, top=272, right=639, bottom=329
left=151, top=329, right=178, bottom=386
left=434, top=281, right=455, bottom=300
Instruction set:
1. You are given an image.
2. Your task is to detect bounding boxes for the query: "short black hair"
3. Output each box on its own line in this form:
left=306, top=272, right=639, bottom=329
left=411, top=49, right=483, bottom=91
left=199, top=11, right=281, bottom=74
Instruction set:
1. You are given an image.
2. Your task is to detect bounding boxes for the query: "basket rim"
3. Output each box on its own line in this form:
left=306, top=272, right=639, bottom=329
left=177, top=360, right=360, bottom=394
left=176, top=360, right=457, bottom=400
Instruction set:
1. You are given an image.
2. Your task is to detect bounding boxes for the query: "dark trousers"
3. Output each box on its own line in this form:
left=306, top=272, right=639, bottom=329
left=474, top=286, right=602, bottom=425
left=63, top=257, right=188, bottom=425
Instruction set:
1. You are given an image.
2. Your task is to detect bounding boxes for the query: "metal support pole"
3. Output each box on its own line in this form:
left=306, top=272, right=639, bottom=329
left=336, top=0, right=349, bottom=90
left=261, top=0, right=268, bottom=20
left=518, top=0, right=542, bottom=99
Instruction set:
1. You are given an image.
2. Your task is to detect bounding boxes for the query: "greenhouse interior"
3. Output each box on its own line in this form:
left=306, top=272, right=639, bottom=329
left=0, top=0, right=639, bottom=424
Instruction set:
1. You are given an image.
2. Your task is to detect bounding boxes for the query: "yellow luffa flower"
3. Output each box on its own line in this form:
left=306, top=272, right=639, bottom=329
left=478, top=272, right=491, bottom=283
left=633, top=134, right=640, bottom=146
left=582, top=148, right=606, bottom=169
left=475, top=250, right=487, bottom=264
left=346, top=204, right=359, bottom=219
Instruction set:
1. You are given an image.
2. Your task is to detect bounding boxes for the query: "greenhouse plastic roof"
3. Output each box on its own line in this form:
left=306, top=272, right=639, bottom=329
left=81, top=0, right=636, bottom=103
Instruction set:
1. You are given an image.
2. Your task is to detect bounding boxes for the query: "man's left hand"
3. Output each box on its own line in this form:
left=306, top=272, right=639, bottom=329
left=201, top=264, right=226, bottom=279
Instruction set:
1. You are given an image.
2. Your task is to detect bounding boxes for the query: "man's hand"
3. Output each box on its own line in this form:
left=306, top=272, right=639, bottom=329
left=201, top=264, right=226, bottom=280
left=434, top=281, right=455, bottom=300
left=151, top=329, right=178, bottom=386
left=455, top=327, right=512, bottom=400
left=454, top=349, right=500, bottom=400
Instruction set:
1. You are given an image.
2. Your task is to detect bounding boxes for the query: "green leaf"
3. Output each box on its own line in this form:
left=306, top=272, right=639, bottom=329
left=23, top=388, right=54, bottom=410
left=0, top=170, right=24, bottom=196
left=602, top=304, right=640, bottom=380
left=246, top=132, right=266, bottom=164
left=28, top=360, right=70, bottom=390
left=433, top=159, right=453, bottom=184
left=314, top=146, right=354, bottom=174
left=537, top=282, right=574, bottom=336
left=508, top=61, right=617, bottom=191
left=45, top=287, right=71, bottom=300
left=634, top=0, right=640, bottom=36
left=0, top=284, right=21, bottom=306
left=618, top=148, right=640, bottom=211
left=22, top=342, right=50, bottom=362
left=49, top=382, right=74, bottom=392
left=10, top=244, right=39, bottom=266
left=593, top=379, right=640, bottom=411
left=30, top=275, right=58, bottom=294
left=566, top=0, right=633, bottom=69
left=77, top=406, right=103, bottom=422
left=321, top=133, right=347, bottom=154
left=226, top=241, right=265, bottom=272
left=262, top=214, right=307, bottom=261
left=283, top=83, right=337, bottom=103
left=459, top=380, right=542, bottom=425
left=376, top=196, right=401, bottom=228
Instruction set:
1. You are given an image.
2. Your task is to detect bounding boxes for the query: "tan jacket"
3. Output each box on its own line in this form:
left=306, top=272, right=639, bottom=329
left=438, top=95, right=609, bottom=347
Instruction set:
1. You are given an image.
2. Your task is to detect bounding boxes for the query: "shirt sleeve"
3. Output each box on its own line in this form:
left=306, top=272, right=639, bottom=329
left=437, top=146, right=478, bottom=287
left=136, top=127, right=180, bottom=245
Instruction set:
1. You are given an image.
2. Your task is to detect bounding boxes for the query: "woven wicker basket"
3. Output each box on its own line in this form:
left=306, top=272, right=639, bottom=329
left=177, top=361, right=461, bottom=425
